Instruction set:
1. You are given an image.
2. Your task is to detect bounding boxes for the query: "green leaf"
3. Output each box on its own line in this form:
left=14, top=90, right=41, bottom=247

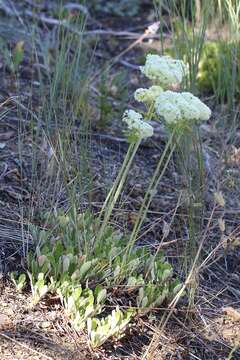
left=113, top=265, right=120, bottom=278
left=62, top=255, right=70, bottom=273
left=18, top=273, right=26, bottom=285
left=10, top=272, right=26, bottom=292
left=137, top=287, right=144, bottom=304
left=71, top=269, right=80, bottom=281
left=96, top=288, right=107, bottom=304
left=161, top=268, right=173, bottom=282
left=85, top=304, right=95, bottom=318
left=53, top=241, right=64, bottom=261
left=79, top=260, right=93, bottom=279
left=173, top=283, right=183, bottom=295
left=141, top=296, right=149, bottom=308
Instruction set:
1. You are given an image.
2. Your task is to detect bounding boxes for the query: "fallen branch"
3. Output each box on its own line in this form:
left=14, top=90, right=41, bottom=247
left=24, top=10, right=162, bottom=39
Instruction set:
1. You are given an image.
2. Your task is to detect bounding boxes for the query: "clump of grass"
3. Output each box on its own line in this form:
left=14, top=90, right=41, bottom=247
left=156, top=0, right=240, bottom=108
left=155, top=0, right=209, bottom=93
left=28, top=9, right=95, bottom=215
left=153, top=1, right=227, bottom=276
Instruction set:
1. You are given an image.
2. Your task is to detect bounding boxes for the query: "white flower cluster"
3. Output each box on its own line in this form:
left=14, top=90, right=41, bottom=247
left=140, top=54, right=187, bottom=87
left=134, top=85, right=163, bottom=104
left=121, top=55, right=211, bottom=140
left=122, top=110, right=153, bottom=139
left=155, top=91, right=211, bottom=125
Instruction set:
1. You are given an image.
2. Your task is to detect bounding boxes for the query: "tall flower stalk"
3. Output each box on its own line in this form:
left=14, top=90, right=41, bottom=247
left=119, top=54, right=211, bottom=278
left=97, top=53, right=211, bottom=280
left=96, top=139, right=141, bottom=244
left=96, top=110, right=153, bottom=245
left=123, top=130, right=178, bottom=267
left=155, top=88, right=211, bottom=268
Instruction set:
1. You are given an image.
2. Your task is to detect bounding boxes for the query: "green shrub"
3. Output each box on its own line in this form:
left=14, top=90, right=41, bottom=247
left=197, top=41, right=240, bottom=103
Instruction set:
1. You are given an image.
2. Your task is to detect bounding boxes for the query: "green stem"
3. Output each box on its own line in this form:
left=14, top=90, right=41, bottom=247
left=98, top=142, right=135, bottom=221
left=122, top=131, right=179, bottom=271
left=96, top=139, right=141, bottom=244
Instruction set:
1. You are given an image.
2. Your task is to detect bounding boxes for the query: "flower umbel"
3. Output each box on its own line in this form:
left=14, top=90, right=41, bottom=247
left=134, top=85, right=163, bottom=105
left=140, top=55, right=187, bottom=88
left=155, top=91, right=211, bottom=126
left=122, top=110, right=154, bottom=140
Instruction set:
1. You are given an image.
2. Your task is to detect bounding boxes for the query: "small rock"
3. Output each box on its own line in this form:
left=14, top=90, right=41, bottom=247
left=39, top=321, right=51, bottom=329
left=0, top=313, right=12, bottom=330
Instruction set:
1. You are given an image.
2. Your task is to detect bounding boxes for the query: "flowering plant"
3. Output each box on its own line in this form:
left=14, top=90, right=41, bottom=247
left=13, top=53, right=212, bottom=350
left=123, top=54, right=211, bottom=262
left=122, top=109, right=153, bottom=140
left=140, top=54, right=187, bottom=87
left=155, top=90, right=211, bottom=127
left=134, top=85, right=163, bottom=105
left=132, top=54, right=211, bottom=130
